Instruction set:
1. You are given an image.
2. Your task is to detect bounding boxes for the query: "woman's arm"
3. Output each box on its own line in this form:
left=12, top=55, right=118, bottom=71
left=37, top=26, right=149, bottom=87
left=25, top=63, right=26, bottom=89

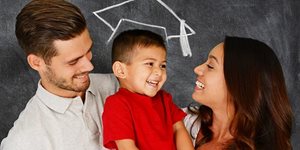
left=173, top=120, right=194, bottom=150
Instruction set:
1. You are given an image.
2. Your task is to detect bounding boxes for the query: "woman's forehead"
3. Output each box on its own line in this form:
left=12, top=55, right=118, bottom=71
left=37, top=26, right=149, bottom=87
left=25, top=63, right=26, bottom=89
left=209, top=42, right=224, bottom=62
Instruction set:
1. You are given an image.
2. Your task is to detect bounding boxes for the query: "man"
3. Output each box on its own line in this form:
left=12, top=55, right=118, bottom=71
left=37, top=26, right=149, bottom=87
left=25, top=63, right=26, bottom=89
left=0, top=1, right=118, bottom=150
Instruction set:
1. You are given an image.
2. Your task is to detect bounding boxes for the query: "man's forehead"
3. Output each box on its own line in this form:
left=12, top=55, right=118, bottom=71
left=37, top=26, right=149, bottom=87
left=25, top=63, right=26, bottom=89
left=52, top=42, right=92, bottom=63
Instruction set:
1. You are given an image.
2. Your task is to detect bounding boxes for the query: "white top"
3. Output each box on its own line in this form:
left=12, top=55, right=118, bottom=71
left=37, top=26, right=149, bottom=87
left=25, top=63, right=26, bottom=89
left=0, top=74, right=119, bottom=150
left=183, top=107, right=201, bottom=146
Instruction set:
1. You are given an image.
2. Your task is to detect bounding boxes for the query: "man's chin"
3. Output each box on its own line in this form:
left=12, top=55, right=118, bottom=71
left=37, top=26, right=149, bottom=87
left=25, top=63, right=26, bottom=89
left=69, top=80, right=89, bottom=92
left=77, top=82, right=90, bottom=92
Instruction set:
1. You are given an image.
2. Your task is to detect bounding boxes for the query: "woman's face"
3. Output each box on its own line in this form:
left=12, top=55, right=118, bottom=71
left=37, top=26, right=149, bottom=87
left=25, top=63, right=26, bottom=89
left=192, top=43, right=228, bottom=109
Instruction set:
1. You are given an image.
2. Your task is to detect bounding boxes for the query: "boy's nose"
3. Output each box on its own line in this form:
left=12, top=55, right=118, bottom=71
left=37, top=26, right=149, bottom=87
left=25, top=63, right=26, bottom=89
left=153, top=67, right=162, bottom=76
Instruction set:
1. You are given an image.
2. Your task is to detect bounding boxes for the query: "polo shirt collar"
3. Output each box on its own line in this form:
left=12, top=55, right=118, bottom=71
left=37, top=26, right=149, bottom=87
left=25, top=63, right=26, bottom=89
left=87, top=77, right=96, bottom=96
left=36, top=81, right=91, bottom=114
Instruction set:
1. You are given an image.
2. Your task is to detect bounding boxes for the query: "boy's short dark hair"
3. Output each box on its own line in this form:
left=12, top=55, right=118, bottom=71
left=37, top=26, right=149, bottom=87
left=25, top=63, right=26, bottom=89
left=112, top=29, right=166, bottom=64
left=15, top=0, right=87, bottom=64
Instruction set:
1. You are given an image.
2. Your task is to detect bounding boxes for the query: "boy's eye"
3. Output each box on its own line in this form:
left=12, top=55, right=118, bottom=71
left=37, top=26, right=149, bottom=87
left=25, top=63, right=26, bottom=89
left=160, top=64, right=166, bottom=69
left=145, top=62, right=154, bottom=66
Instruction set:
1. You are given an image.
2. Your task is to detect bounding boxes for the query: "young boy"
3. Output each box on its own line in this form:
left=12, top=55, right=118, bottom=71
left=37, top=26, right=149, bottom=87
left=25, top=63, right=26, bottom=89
left=102, top=29, right=194, bottom=150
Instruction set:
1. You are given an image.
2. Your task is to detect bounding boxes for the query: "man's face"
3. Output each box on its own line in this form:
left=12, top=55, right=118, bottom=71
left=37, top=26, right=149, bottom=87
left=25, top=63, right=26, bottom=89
left=40, top=29, right=94, bottom=98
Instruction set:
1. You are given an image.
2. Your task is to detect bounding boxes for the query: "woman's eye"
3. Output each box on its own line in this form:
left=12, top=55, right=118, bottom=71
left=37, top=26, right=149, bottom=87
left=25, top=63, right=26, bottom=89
left=207, top=64, right=214, bottom=69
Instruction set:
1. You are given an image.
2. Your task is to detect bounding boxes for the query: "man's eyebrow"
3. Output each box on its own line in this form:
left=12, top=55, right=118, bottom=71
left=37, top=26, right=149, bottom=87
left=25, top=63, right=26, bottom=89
left=67, top=55, right=82, bottom=64
left=208, top=54, right=219, bottom=64
left=66, top=44, right=93, bottom=63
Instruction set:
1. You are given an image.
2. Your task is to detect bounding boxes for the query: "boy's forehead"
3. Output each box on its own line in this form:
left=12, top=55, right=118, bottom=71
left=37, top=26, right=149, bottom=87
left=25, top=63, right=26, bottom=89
left=134, top=44, right=166, bottom=51
left=132, top=45, right=166, bottom=58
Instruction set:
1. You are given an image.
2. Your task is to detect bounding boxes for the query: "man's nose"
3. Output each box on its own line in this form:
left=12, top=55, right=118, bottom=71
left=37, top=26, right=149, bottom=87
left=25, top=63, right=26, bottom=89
left=81, top=56, right=94, bottom=72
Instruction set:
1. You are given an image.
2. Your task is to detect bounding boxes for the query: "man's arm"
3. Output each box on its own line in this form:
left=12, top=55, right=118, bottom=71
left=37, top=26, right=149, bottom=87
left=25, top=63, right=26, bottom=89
left=173, top=120, right=194, bottom=150
left=115, top=139, right=139, bottom=150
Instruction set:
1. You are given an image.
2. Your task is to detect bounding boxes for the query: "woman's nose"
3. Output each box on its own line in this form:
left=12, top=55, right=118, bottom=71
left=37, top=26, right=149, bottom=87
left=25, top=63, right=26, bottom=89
left=194, top=64, right=204, bottom=76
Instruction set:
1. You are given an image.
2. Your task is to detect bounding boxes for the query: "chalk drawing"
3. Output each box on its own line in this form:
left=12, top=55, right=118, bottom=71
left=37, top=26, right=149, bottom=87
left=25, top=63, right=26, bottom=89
left=93, top=0, right=195, bottom=57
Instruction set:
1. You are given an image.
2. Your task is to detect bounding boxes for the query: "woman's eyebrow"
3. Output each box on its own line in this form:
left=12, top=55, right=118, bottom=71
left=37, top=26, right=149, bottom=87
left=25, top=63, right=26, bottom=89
left=208, top=54, right=219, bottom=64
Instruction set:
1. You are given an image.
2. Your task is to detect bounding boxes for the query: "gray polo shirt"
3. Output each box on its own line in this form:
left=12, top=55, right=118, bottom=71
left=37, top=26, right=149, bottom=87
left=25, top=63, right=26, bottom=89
left=0, top=73, right=119, bottom=150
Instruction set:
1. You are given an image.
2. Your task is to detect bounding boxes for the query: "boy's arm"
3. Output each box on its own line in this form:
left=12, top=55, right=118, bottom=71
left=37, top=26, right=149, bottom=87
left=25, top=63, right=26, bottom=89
left=173, top=120, right=194, bottom=150
left=115, top=139, right=139, bottom=150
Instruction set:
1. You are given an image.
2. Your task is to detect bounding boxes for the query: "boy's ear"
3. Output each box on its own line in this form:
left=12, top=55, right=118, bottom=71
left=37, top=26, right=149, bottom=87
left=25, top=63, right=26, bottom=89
left=112, top=61, right=127, bottom=79
left=27, top=54, right=45, bottom=71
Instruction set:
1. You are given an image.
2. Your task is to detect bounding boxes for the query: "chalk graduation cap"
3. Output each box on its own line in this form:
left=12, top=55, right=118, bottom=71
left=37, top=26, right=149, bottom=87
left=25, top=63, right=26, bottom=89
left=93, top=0, right=196, bottom=57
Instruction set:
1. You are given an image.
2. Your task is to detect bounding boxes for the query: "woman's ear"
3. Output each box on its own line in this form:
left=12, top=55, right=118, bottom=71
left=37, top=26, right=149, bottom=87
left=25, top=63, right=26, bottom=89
left=27, top=54, right=45, bottom=71
left=112, top=61, right=127, bottom=79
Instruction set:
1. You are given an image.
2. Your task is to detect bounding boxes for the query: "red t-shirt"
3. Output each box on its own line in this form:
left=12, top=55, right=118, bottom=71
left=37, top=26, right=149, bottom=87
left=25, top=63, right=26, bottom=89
left=103, top=88, right=186, bottom=150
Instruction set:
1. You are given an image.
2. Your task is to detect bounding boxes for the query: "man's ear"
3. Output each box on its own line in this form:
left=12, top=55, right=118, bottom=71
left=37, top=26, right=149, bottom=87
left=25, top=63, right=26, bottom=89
left=112, top=61, right=127, bottom=79
left=27, top=54, right=45, bottom=71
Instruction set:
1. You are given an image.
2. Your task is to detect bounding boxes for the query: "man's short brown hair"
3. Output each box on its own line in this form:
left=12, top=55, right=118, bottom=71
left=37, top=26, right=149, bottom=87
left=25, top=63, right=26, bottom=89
left=15, top=0, right=87, bottom=64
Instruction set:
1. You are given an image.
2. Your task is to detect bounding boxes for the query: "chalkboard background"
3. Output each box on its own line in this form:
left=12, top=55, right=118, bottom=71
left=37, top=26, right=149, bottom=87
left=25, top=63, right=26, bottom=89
left=0, top=0, right=299, bottom=148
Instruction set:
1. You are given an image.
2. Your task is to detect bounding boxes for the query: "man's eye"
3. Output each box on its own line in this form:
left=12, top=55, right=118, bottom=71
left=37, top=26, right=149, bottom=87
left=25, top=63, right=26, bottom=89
left=68, top=61, right=77, bottom=65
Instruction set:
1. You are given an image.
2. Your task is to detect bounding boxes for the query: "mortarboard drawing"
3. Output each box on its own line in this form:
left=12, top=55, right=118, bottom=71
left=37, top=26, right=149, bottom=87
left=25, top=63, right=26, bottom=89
left=93, top=0, right=196, bottom=57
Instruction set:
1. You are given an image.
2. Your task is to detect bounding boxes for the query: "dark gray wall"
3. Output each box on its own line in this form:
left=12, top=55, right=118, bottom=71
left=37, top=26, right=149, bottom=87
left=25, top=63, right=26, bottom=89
left=0, top=0, right=299, bottom=148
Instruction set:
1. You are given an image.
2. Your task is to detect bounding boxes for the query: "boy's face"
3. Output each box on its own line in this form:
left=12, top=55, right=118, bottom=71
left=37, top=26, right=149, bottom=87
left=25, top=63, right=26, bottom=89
left=122, top=45, right=167, bottom=97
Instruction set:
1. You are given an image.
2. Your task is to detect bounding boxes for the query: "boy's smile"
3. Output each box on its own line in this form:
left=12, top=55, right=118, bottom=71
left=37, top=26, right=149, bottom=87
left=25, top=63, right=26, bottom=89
left=120, top=45, right=167, bottom=97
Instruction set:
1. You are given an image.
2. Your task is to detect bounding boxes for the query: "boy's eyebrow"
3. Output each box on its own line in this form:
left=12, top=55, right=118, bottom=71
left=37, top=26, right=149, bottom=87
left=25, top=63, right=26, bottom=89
left=143, top=58, right=167, bottom=63
left=208, top=54, right=219, bottom=64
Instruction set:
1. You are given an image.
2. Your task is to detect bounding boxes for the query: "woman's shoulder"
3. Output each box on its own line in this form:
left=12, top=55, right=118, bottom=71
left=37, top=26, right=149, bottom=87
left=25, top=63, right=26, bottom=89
left=182, top=106, right=201, bottom=145
left=182, top=107, right=199, bottom=126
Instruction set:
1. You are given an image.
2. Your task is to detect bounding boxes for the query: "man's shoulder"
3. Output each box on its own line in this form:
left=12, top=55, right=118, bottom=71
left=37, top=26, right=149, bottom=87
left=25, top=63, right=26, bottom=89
left=89, top=73, right=114, bottom=81
left=89, top=73, right=119, bottom=89
left=88, top=73, right=119, bottom=100
left=5, top=97, right=44, bottom=129
left=1, top=126, right=43, bottom=150
left=1, top=97, right=45, bottom=150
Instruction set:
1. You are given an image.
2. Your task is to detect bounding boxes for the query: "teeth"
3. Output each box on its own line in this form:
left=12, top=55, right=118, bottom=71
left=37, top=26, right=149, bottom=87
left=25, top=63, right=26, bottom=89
left=196, top=81, right=205, bottom=89
left=75, top=74, right=87, bottom=79
left=76, top=76, right=83, bottom=78
left=75, top=75, right=84, bottom=79
left=147, top=80, right=159, bottom=85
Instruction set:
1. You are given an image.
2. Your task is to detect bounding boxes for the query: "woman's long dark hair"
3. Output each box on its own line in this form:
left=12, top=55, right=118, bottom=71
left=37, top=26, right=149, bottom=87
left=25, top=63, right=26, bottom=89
left=190, top=36, right=293, bottom=150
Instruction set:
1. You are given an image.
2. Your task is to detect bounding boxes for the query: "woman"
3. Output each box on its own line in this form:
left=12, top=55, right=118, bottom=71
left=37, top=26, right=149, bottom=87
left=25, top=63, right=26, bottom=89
left=184, top=36, right=293, bottom=150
